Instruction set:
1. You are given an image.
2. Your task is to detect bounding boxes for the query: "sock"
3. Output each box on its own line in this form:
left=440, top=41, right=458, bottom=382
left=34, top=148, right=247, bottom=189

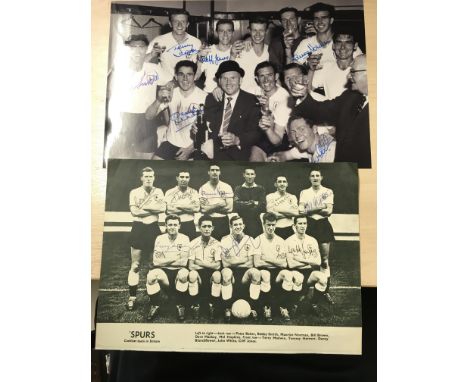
left=129, top=285, right=138, bottom=297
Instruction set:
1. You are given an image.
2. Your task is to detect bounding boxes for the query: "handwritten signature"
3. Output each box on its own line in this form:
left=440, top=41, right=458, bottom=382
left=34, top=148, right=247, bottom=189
left=292, top=41, right=329, bottom=62
left=200, top=53, right=230, bottom=65
left=167, top=42, right=199, bottom=58
left=312, top=134, right=335, bottom=163
left=134, top=72, right=159, bottom=88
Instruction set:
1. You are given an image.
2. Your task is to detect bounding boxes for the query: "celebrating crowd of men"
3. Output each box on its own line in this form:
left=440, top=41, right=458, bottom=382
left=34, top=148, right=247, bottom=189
left=127, top=164, right=336, bottom=323
left=108, top=2, right=371, bottom=168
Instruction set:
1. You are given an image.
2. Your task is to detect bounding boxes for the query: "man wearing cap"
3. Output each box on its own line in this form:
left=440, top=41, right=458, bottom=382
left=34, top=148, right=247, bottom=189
left=107, top=34, right=172, bottom=159
left=201, top=60, right=262, bottom=161
left=146, top=215, right=191, bottom=321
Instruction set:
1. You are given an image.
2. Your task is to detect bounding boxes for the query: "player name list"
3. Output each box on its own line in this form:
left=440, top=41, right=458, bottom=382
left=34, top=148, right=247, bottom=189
left=96, top=323, right=362, bottom=354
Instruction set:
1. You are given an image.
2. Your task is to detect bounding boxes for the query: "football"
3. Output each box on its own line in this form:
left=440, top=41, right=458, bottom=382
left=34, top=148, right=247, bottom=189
left=231, top=299, right=251, bottom=319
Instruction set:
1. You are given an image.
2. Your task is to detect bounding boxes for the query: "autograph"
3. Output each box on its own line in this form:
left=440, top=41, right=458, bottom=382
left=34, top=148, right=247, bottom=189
left=312, top=134, right=335, bottom=163
left=292, top=41, right=329, bottom=63
left=134, top=72, right=159, bottom=89
left=200, top=53, right=230, bottom=65
left=167, top=42, right=199, bottom=58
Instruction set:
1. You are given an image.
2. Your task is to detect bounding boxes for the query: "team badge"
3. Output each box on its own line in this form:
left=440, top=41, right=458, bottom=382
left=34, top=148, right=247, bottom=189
left=177, top=244, right=182, bottom=250
left=210, top=249, right=215, bottom=256
left=276, top=245, right=281, bottom=252
left=245, top=244, right=250, bottom=251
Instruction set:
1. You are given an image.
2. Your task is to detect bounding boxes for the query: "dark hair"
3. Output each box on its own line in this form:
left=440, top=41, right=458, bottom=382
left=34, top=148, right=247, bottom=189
left=262, top=212, right=278, bottom=223
left=209, top=162, right=220, bottom=171
left=175, top=60, right=197, bottom=75
left=278, top=7, right=299, bottom=18
left=140, top=167, right=154, bottom=176
left=254, top=61, right=278, bottom=77
left=249, top=16, right=269, bottom=28
left=124, top=34, right=149, bottom=46
left=309, top=2, right=335, bottom=19
left=287, top=115, right=312, bottom=130
left=332, top=31, right=356, bottom=44
left=275, top=175, right=288, bottom=183
left=229, top=215, right=243, bottom=225
left=169, top=9, right=190, bottom=21
left=281, top=63, right=308, bottom=87
left=165, top=214, right=181, bottom=224
left=198, top=215, right=214, bottom=227
left=216, top=19, right=234, bottom=31
left=243, top=168, right=255, bottom=174
left=310, top=168, right=322, bottom=176
left=293, top=215, right=308, bottom=224
left=177, top=170, right=190, bottom=176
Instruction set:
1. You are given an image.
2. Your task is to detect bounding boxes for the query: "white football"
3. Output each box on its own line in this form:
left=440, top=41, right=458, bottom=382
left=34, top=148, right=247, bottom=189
left=231, top=299, right=251, bottom=319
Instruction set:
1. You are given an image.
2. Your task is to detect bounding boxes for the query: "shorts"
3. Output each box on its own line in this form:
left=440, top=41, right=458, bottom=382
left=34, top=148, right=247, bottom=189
left=129, top=221, right=161, bottom=253
left=154, top=140, right=181, bottom=160
left=179, top=220, right=197, bottom=240
left=275, top=226, right=294, bottom=240
left=306, top=217, right=335, bottom=243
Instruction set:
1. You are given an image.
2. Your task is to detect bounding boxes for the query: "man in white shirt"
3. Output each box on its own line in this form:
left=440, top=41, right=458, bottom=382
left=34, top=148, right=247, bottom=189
left=299, top=169, right=335, bottom=304
left=196, top=20, right=234, bottom=92
left=266, top=176, right=299, bottom=239
left=253, top=213, right=288, bottom=321
left=146, top=60, right=208, bottom=160
left=146, top=215, right=190, bottom=321
left=145, top=9, right=201, bottom=80
left=164, top=170, right=200, bottom=239
left=188, top=215, right=223, bottom=321
left=126, top=167, right=166, bottom=311
left=199, top=164, right=234, bottom=240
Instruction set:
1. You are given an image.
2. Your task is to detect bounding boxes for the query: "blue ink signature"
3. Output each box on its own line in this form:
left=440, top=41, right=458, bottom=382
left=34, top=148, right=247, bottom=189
left=167, top=42, right=199, bottom=58
left=170, top=105, right=201, bottom=132
left=200, top=53, right=230, bottom=65
left=292, top=41, right=329, bottom=62
left=134, top=71, right=159, bottom=88
left=312, top=134, right=335, bottom=163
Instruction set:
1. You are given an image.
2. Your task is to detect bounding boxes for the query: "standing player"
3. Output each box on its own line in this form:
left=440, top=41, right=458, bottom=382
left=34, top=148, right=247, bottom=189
left=299, top=169, right=335, bottom=303
left=253, top=213, right=288, bottom=321
left=164, top=170, right=200, bottom=240
left=187, top=215, right=223, bottom=321
left=199, top=164, right=234, bottom=241
left=266, top=176, right=299, bottom=239
left=146, top=215, right=190, bottom=321
left=282, top=215, right=327, bottom=317
left=126, top=167, right=166, bottom=311
left=220, top=216, right=258, bottom=322
left=233, top=168, right=266, bottom=238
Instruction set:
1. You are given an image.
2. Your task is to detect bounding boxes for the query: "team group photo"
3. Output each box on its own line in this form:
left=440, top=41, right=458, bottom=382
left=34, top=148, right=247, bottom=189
left=96, top=159, right=361, bottom=327
left=105, top=0, right=371, bottom=168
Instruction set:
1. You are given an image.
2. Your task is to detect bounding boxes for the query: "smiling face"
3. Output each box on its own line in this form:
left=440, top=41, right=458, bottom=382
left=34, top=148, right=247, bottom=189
left=170, top=14, right=189, bottom=36
left=275, top=176, right=288, bottom=192
left=309, top=170, right=323, bottom=187
left=283, top=66, right=304, bottom=93
left=256, top=66, right=278, bottom=93
left=243, top=169, right=256, bottom=185
left=294, top=217, right=308, bottom=234
left=166, top=218, right=181, bottom=236
left=288, top=118, right=314, bottom=152
left=219, top=71, right=242, bottom=95
left=333, top=34, right=356, bottom=60
left=141, top=170, right=155, bottom=188
left=231, top=217, right=245, bottom=235
left=348, top=55, right=368, bottom=95
left=312, top=10, right=333, bottom=34
left=249, top=22, right=267, bottom=44
left=216, top=22, right=234, bottom=46
left=281, top=11, right=299, bottom=34
left=176, top=65, right=195, bottom=91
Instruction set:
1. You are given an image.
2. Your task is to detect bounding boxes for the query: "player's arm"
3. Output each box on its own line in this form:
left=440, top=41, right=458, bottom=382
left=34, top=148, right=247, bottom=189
left=153, top=250, right=177, bottom=267
left=262, top=255, right=287, bottom=268
left=234, top=186, right=248, bottom=209
left=218, top=195, right=234, bottom=214
left=130, top=205, right=152, bottom=218
left=275, top=202, right=299, bottom=217
left=200, top=198, right=226, bottom=214
left=286, top=251, right=306, bottom=269
left=195, top=258, right=221, bottom=270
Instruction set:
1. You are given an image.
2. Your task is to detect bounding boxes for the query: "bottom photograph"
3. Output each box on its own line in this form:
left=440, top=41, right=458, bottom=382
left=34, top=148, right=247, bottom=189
left=96, top=159, right=361, bottom=354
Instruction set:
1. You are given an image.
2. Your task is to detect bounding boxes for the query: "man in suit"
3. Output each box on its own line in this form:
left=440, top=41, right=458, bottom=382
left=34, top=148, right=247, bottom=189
left=202, top=60, right=262, bottom=161
left=287, top=55, right=371, bottom=168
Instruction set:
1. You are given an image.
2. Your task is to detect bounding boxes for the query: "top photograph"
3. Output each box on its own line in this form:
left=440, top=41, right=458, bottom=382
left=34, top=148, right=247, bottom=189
left=104, top=0, right=371, bottom=168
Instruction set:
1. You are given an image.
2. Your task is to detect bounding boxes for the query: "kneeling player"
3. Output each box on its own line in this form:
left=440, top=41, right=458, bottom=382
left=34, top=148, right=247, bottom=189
left=146, top=215, right=190, bottom=321
left=253, top=213, right=288, bottom=321
left=279, top=216, right=327, bottom=320
left=188, top=215, right=223, bottom=321
left=220, top=215, right=258, bottom=322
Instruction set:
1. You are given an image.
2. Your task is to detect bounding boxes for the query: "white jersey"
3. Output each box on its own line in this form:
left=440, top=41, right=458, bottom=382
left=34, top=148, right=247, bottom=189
left=166, top=87, right=208, bottom=148
left=266, top=192, right=298, bottom=228
left=200, top=44, right=231, bottom=92
left=253, top=234, right=288, bottom=269
left=199, top=181, right=234, bottom=218
left=147, top=32, right=201, bottom=79
left=235, top=44, right=269, bottom=94
left=299, top=185, right=334, bottom=220
left=153, top=233, right=190, bottom=270
left=285, top=234, right=321, bottom=269
left=110, top=62, right=171, bottom=114
left=220, top=234, right=255, bottom=268
left=311, top=60, right=350, bottom=100
left=293, top=35, right=363, bottom=65
left=188, top=236, right=222, bottom=271
left=268, top=86, right=291, bottom=127
left=164, top=186, right=200, bottom=222
left=129, top=186, right=165, bottom=224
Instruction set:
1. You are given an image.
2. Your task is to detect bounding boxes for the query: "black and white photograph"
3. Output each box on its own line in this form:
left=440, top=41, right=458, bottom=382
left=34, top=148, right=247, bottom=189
left=104, top=0, right=371, bottom=168
left=95, top=159, right=361, bottom=354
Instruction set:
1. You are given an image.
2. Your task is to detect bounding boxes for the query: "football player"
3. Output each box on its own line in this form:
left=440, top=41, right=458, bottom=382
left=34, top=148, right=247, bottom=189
left=187, top=215, right=223, bottom=321
left=164, top=170, right=200, bottom=239
left=126, top=167, right=166, bottom=311
left=146, top=215, right=190, bottom=321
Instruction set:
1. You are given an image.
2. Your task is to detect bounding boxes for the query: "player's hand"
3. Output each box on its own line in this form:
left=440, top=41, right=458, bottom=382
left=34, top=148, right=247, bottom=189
left=151, top=42, right=166, bottom=57
left=221, top=132, right=240, bottom=147
left=243, top=39, right=253, bottom=52
left=230, top=40, right=245, bottom=58
left=288, top=77, right=309, bottom=98
left=175, top=144, right=194, bottom=160
left=197, top=43, right=210, bottom=61
left=200, top=197, right=208, bottom=205
left=157, top=85, right=173, bottom=104
left=298, top=204, right=306, bottom=214
left=283, top=34, right=295, bottom=49
left=307, top=53, right=323, bottom=71
left=212, top=86, right=223, bottom=102
left=259, top=114, right=274, bottom=131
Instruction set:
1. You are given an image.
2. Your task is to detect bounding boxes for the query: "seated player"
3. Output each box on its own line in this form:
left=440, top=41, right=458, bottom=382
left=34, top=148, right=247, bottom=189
left=146, top=215, right=190, bottom=321
left=187, top=215, right=223, bottom=321
left=252, top=213, right=288, bottom=321
left=280, top=216, right=327, bottom=320
left=219, top=216, right=258, bottom=322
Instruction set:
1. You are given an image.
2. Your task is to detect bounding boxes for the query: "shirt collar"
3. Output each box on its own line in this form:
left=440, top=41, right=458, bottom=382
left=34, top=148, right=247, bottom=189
left=242, top=182, right=257, bottom=188
left=224, top=90, right=240, bottom=107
